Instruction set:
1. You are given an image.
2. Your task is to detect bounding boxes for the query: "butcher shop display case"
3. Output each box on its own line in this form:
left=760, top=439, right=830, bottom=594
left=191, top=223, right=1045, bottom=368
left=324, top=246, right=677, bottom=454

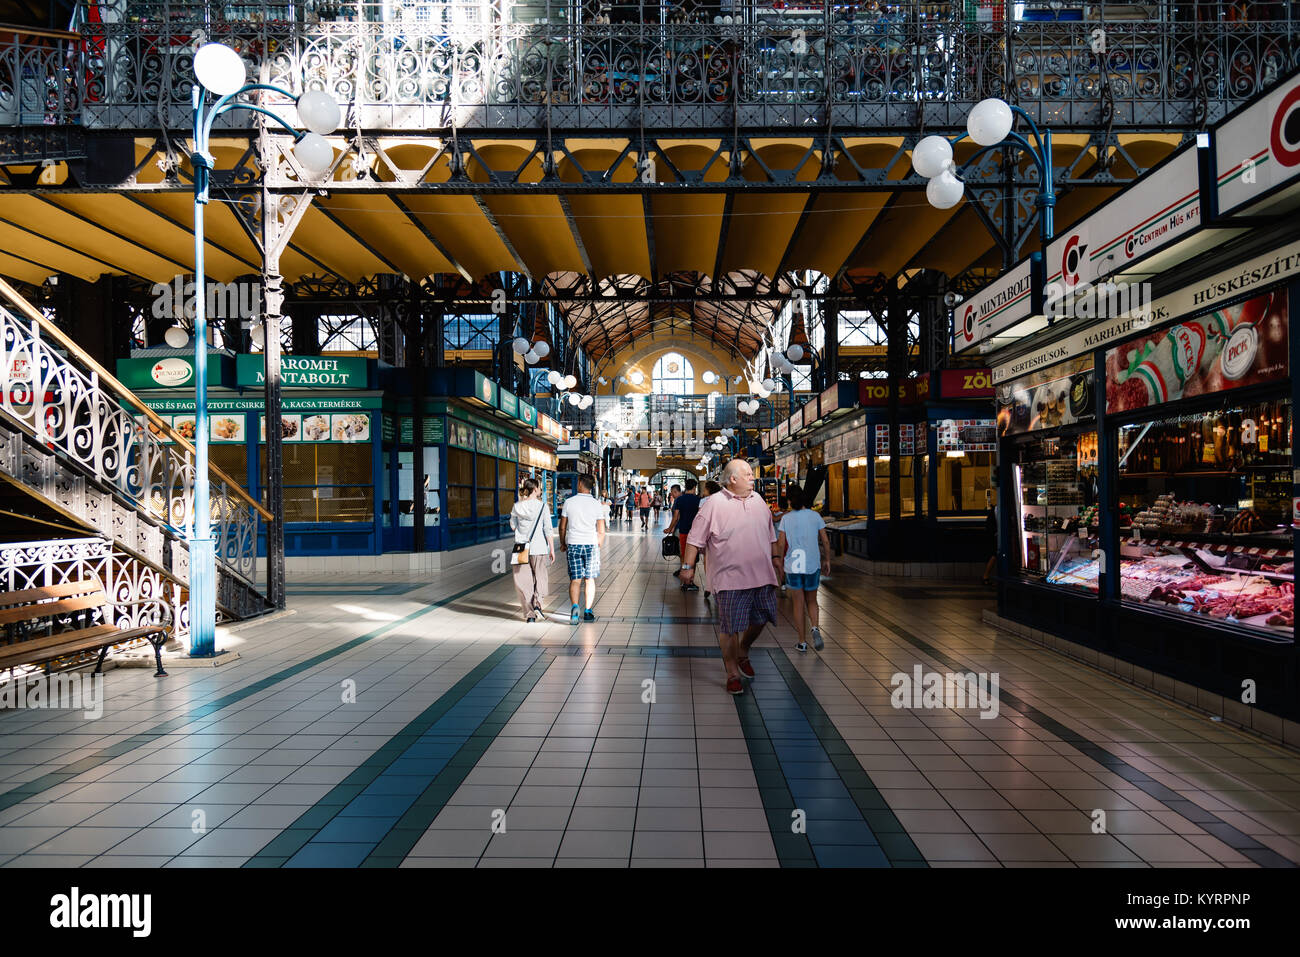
left=1115, top=399, right=1294, bottom=637
left=1012, top=430, right=1100, bottom=592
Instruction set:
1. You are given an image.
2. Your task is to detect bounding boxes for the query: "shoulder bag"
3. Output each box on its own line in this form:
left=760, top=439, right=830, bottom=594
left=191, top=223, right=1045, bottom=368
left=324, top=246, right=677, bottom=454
left=511, top=505, right=546, bottom=565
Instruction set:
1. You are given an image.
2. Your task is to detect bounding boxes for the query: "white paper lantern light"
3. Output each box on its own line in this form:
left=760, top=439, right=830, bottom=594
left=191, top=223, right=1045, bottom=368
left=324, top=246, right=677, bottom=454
left=968, top=97, right=1014, bottom=147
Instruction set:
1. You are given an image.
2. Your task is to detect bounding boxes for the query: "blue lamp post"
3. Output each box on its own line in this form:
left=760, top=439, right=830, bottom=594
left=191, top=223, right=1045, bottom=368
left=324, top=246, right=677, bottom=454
left=186, top=43, right=340, bottom=656
left=915, top=97, right=1056, bottom=243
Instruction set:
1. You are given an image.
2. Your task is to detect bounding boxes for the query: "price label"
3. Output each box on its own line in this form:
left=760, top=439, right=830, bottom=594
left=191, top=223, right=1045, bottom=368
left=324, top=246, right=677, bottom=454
left=1077, top=527, right=1087, bottom=539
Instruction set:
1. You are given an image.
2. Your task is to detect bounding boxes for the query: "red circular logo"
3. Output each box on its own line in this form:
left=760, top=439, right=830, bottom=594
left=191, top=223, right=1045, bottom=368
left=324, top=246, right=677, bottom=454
left=961, top=304, right=976, bottom=343
left=1270, top=82, right=1300, bottom=167
left=1061, top=234, right=1087, bottom=287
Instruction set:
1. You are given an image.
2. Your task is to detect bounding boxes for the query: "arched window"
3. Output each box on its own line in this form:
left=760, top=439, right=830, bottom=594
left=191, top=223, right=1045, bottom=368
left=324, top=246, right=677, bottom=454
left=652, top=352, right=694, bottom=395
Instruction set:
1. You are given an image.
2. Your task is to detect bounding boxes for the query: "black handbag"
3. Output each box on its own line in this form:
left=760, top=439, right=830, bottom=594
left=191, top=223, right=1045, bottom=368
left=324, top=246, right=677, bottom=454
left=661, top=533, right=680, bottom=559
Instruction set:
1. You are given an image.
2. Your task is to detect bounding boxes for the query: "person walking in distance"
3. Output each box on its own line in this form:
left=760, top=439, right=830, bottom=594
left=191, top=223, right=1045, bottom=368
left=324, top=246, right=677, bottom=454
left=776, top=482, right=831, bottom=652
left=680, top=459, right=781, bottom=695
left=665, top=478, right=702, bottom=590
left=636, top=486, right=652, bottom=530
left=651, top=488, right=663, bottom=525
left=508, top=477, right=555, bottom=622
left=698, top=479, right=722, bottom=599
left=666, top=483, right=681, bottom=531
left=559, top=473, right=607, bottom=624
left=624, top=486, right=636, bottom=525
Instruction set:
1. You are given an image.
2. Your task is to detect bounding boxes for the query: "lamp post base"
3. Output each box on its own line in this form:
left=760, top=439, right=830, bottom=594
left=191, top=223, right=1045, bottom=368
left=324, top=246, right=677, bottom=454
left=188, top=537, right=218, bottom=657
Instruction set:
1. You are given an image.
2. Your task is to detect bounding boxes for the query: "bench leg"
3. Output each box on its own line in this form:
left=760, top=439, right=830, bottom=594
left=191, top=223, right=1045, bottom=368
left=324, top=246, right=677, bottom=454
left=150, top=637, right=168, bottom=678
left=94, top=644, right=109, bottom=676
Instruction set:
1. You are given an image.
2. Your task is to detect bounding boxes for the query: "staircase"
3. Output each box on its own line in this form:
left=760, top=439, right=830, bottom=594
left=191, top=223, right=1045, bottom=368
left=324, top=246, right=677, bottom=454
left=0, top=289, right=271, bottom=659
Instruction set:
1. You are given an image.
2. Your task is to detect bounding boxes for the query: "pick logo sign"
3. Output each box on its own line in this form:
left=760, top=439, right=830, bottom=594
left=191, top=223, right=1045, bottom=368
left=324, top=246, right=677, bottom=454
left=150, top=357, right=192, bottom=386
left=960, top=304, right=976, bottom=344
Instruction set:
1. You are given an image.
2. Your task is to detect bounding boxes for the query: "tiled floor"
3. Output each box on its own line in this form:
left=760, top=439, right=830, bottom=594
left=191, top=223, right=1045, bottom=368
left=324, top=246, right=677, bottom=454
left=2, top=524, right=1299, bottom=868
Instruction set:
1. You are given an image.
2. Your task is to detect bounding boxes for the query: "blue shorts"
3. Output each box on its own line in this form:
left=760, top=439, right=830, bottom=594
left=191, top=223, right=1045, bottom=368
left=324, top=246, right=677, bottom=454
left=785, top=571, right=821, bottom=591
left=566, top=544, right=601, bottom=580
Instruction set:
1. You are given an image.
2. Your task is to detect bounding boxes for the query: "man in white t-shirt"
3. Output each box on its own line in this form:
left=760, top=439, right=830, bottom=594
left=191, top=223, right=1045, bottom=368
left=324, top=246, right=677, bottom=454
left=559, top=473, right=607, bottom=625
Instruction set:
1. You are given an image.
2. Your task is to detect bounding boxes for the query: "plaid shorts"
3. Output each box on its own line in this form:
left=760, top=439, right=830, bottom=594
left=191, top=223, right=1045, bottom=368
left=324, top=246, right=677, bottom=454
left=715, top=585, right=778, bottom=635
left=566, top=543, right=600, bottom=580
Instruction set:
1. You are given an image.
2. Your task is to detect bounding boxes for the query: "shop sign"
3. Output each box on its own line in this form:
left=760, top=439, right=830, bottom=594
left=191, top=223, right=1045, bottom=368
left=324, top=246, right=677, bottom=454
left=996, top=356, right=1095, bottom=437
left=937, top=418, right=997, bottom=452
left=498, top=390, right=519, bottom=418
left=472, top=371, right=498, bottom=408
left=953, top=256, right=1037, bottom=352
left=775, top=420, right=789, bottom=442
left=859, top=378, right=922, bottom=406
left=117, top=355, right=229, bottom=391
left=939, top=369, right=994, bottom=398
left=1045, top=147, right=1202, bottom=295
left=518, top=400, right=537, bottom=427
left=235, top=354, right=368, bottom=388
left=1105, top=289, right=1288, bottom=414
left=993, top=238, right=1300, bottom=384
left=139, top=395, right=381, bottom=413
left=799, top=397, right=819, bottom=430
left=1215, top=70, right=1300, bottom=216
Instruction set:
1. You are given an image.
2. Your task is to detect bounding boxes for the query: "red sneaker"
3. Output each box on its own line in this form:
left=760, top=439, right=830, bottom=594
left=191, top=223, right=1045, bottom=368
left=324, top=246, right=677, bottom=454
left=726, top=675, right=744, bottom=695
left=737, top=657, right=755, bottom=678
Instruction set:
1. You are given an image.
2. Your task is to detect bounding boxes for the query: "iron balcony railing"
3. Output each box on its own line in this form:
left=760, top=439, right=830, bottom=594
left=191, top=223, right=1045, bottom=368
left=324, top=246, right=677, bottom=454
left=4, top=6, right=1296, bottom=132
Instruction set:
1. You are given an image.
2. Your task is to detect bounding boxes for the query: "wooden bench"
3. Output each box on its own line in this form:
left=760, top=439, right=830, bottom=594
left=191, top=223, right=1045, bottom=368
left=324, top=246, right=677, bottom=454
left=0, top=579, right=174, bottom=678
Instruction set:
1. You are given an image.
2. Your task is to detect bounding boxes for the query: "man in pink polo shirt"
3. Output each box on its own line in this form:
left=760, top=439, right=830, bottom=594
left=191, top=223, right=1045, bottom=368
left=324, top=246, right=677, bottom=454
left=680, top=458, right=781, bottom=695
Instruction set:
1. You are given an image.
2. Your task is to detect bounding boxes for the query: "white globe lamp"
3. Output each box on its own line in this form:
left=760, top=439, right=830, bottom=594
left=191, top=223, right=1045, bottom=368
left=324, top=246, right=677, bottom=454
left=911, top=134, right=954, bottom=179
left=533, top=340, right=551, bottom=359
left=785, top=343, right=805, bottom=362
left=968, top=97, right=1014, bottom=148
left=512, top=337, right=530, bottom=354
left=164, top=325, right=190, bottom=348
left=193, top=43, right=246, bottom=97
left=296, top=89, right=341, bottom=136
left=546, top=370, right=562, bottom=386
left=927, top=170, right=966, bottom=210
left=293, top=132, right=334, bottom=172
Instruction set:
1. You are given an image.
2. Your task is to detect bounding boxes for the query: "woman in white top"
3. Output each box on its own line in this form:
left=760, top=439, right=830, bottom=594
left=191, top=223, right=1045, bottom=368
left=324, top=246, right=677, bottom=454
left=509, top=476, right=555, bottom=622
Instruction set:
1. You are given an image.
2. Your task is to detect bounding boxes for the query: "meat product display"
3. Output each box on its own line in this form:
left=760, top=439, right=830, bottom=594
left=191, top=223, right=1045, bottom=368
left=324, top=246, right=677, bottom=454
left=1121, top=552, right=1293, bottom=635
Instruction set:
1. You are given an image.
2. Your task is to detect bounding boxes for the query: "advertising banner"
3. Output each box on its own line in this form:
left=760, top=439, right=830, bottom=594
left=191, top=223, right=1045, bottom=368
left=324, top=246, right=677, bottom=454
left=860, top=378, right=924, bottom=407
left=1105, top=289, right=1288, bottom=414
left=873, top=424, right=915, bottom=456
left=996, top=355, right=1096, bottom=437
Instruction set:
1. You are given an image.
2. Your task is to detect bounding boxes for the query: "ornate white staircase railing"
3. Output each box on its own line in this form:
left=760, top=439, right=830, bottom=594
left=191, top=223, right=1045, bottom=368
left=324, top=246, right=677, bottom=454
left=0, top=287, right=271, bottom=630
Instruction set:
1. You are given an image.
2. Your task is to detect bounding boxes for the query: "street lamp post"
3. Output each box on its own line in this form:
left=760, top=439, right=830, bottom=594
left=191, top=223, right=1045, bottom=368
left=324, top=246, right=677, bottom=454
left=915, top=97, right=1055, bottom=243
left=187, top=43, right=339, bottom=657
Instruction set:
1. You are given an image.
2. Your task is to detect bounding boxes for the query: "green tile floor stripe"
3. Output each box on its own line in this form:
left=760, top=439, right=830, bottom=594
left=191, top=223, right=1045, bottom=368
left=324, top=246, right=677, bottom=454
left=764, top=647, right=928, bottom=867
left=361, top=651, right=555, bottom=866
left=732, top=687, right=819, bottom=867
left=244, top=643, right=536, bottom=867
left=0, top=574, right=503, bottom=813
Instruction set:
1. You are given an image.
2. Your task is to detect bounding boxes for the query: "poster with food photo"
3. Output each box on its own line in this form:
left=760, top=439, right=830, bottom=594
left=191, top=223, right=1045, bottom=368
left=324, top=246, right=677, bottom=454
left=996, top=356, right=1095, bottom=437
left=172, top=415, right=197, bottom=443
left=332, top=413, right=370, bottom=442
left=1105, top=289, right=1288, bottom=414
left=211, top=415, right=245, bottom=442
left=302, top=414, right=331, bottom=442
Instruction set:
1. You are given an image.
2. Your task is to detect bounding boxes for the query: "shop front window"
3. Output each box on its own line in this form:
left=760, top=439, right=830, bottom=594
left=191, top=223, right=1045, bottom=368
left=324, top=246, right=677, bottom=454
left=847, top=458, right=867, bottom=512
left=498, top=460, right=516, bottom=514
left=476, top=454, right=497, bottom=518
left=872, top=456, right=917, bottom=519
left=447, top=448, right=473, bottom=520
left=1116, top=400, right=1293, bottom=637
left=1012, top=432, right=1099, bottom=591
left=266, top=443, right=374, bottom=523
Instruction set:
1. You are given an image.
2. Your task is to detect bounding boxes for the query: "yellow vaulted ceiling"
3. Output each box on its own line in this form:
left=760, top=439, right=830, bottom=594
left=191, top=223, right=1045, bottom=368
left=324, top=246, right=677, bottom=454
left=0, top=132, right=1182, bottom=357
